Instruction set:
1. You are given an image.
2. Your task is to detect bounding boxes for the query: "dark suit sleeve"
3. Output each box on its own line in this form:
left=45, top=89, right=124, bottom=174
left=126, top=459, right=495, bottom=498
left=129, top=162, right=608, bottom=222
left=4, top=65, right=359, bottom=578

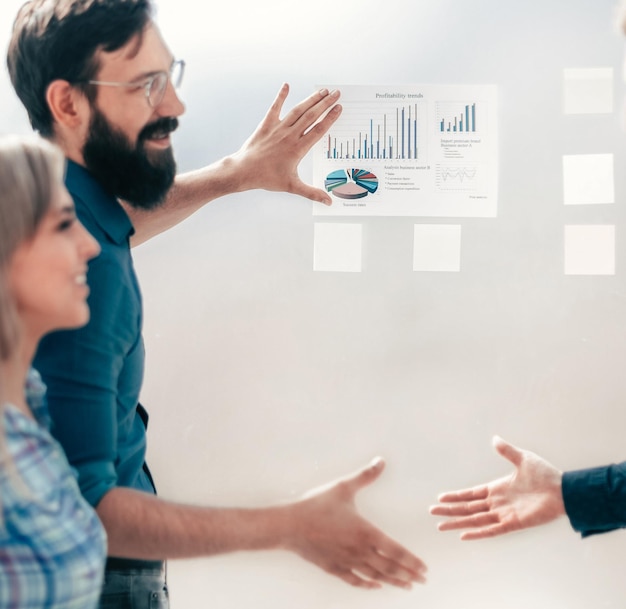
left=562, top=463, right=626, bottom=537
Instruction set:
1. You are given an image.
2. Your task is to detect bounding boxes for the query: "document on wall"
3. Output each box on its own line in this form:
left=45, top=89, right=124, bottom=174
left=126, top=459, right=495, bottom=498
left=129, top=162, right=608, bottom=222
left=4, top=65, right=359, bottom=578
left=312, top=84, right=498, bottom=217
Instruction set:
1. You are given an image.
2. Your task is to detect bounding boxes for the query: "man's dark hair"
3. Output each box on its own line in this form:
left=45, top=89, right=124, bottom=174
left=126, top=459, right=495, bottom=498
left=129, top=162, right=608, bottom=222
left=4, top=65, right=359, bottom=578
left=7, top=0, right=154, bottom=137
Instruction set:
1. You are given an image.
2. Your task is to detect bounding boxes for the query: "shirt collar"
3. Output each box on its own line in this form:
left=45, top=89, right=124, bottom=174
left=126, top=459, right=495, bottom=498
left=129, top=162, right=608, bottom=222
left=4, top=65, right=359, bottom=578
left=64, top=159, right=135, bottom=245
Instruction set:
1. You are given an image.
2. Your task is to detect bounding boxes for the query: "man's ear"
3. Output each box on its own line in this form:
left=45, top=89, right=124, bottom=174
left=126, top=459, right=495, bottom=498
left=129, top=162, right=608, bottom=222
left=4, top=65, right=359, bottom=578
left=45, top=80, right=90, bottom=128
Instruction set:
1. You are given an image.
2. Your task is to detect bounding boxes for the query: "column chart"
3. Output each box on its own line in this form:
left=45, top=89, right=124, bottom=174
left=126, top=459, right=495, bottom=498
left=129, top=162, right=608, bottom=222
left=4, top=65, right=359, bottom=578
left=437, top=101, right=482, bottom=133
left=325, top=101, right=422, bottom=161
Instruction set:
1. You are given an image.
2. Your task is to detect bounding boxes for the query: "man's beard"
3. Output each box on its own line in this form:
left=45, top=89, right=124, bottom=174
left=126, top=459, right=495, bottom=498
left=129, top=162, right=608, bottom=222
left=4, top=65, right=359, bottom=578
left=82, top=107, right=178, bottom=210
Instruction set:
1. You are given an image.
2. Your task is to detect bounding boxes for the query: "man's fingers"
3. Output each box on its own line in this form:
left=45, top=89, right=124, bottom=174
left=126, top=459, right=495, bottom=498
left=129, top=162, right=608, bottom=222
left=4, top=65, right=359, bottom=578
left=342, top=457, right=386, bottom=494
left=325, top=564, right=382, bottom=589
left=436, top=510, right=499, bottom=532
left=312, top=527, right=427, bottom=590
left=263, top=82, right=290, bottom=123
left=492, top=435, right=524, bottom=467
left=436, top=485, right=489, bottom=504
left=300, top=104, right=342, bottom=145
left=372, top=530, right=428, bottom=580
left=460, top=522, right=511, bottom=541
left=288, top=180, right=332, bottom=205
left=355, top=562, right=414, bottom=589
left=429, top=498, right=490, bottom=517
left=366, top=548, right=427, bottom=586
left=284, top=88, right=341, bottom=129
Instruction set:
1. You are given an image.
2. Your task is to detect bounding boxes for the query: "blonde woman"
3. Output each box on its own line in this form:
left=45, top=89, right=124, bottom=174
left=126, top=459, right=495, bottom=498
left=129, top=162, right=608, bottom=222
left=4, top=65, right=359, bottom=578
left=0, top=135, right=105, bottom=609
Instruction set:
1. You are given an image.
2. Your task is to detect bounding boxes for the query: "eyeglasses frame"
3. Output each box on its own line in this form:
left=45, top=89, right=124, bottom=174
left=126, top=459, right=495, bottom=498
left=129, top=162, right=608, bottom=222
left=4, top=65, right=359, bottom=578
left=79, top=59, right=185, bottom=108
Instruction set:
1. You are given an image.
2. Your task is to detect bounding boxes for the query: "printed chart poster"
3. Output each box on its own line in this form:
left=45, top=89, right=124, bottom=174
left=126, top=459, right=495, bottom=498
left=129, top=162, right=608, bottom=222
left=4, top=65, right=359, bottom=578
left=312, top=84, right=498, bottom=217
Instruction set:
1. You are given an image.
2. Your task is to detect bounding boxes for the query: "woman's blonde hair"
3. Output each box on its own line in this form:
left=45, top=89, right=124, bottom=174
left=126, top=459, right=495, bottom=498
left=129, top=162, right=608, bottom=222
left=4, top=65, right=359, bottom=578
left=0, top=136, right=65, bottom=500
left=0, top=135, right=65, bottom=364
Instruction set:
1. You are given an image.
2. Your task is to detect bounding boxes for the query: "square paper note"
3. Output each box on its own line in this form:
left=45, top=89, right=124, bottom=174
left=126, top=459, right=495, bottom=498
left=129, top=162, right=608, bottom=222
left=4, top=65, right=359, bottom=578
left=563, top=68, right=613, bottom=115
left=314, top=223, right=362, bottom=272
left=563, top=154, right=614, bottom=206
left=564, top=225, right=615, bottom=276
left=413, top=224, right=462, bottom=272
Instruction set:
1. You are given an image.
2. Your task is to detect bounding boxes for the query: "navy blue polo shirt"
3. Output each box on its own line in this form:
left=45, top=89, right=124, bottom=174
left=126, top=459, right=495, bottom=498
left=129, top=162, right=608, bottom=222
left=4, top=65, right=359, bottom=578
left=34, top=160, right=155, bottom=508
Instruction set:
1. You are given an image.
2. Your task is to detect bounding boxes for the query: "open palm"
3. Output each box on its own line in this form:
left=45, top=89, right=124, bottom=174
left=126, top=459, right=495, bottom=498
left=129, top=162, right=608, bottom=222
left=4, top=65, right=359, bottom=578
left=430, top=436, right=566, bottom=540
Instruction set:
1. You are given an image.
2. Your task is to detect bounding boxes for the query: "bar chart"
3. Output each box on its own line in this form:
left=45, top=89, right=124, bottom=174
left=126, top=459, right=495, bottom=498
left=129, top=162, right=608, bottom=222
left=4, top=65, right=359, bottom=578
left=437, top=101, right=479, bottom=133
left=325, top=101, right=422, bottom=160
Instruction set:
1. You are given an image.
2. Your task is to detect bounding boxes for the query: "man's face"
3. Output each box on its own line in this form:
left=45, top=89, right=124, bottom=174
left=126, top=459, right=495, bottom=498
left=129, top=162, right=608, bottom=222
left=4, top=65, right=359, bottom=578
left=80, top=22, right=185, bottom=209
left=82, top=103, right=178, bottom=209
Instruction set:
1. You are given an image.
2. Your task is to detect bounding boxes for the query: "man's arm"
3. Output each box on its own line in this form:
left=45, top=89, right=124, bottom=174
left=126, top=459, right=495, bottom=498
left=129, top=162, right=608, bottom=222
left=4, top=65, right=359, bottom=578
left=561, top=463, right=626, bottom=536
left=97, top=458, right=427, bottom=589
left=125, top=84, right=342, bottom=246
left=429, top=436, right=565, bottom=540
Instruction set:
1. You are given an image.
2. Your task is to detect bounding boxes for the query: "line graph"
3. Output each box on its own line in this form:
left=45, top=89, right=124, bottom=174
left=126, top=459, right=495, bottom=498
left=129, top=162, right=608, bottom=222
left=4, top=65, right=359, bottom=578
left=435, top=165, right=482, bottom=192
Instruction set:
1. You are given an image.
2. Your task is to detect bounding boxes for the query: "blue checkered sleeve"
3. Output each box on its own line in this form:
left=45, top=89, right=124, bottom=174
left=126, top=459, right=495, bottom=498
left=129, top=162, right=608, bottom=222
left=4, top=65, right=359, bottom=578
left=0, top=393, right=107, bottom=609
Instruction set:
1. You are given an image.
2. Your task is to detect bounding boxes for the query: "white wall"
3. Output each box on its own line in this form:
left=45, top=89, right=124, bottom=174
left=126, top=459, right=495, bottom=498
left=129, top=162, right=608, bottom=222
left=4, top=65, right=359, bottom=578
left=3, top=1, right=626, bottom=607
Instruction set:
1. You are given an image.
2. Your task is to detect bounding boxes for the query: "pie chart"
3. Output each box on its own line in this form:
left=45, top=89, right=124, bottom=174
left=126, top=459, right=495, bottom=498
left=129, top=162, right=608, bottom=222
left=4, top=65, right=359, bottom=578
left=324, top=169, right=379, bottom=200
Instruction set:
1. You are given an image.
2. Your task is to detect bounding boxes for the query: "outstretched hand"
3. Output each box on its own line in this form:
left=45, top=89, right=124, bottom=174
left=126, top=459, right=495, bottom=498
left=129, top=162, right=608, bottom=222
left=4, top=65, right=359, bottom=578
left=284, top=457, right=427, bottom=589
left=429, top=436, right=565, bottom=540
left=231, top=83, right=341, bottom=204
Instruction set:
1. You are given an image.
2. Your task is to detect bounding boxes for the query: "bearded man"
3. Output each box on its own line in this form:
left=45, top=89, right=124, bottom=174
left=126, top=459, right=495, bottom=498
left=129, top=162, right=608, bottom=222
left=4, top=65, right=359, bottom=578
left=7, top=1, right=427, bottom=607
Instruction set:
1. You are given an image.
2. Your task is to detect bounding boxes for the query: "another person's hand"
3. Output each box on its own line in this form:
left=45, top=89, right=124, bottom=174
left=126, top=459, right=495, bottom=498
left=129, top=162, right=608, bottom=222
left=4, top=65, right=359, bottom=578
left=283, top=457, right=427, bottom=589
left=429, top=436, right=565, bottom=540
left=231, top=83, right=342, bottom=204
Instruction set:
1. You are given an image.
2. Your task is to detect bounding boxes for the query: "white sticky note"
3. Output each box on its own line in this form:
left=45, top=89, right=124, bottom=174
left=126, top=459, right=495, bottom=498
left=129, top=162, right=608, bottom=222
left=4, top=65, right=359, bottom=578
left=564, top=225, right=615, bottom=276
left=314, top=223, right=362, bottom=272
left=563, top=154, right=614, bottom=205
left=413, top=225, right=461, bottom=272
left=563, top=68, right=613, bottom=114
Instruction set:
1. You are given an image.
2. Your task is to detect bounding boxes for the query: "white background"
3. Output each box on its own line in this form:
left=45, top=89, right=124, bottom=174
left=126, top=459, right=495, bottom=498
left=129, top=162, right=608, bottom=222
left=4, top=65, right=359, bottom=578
left=3, top=1, right=626, bottom=607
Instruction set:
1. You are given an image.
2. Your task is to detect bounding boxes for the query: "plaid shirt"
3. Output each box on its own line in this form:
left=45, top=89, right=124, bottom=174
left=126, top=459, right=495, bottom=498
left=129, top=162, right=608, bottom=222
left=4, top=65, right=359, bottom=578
left=0, top=370, right=107, bottom=609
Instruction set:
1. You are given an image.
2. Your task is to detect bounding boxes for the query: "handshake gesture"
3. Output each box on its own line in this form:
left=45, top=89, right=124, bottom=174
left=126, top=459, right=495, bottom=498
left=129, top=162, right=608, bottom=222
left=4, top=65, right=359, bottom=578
left=271, top=436, right=571, bottom=591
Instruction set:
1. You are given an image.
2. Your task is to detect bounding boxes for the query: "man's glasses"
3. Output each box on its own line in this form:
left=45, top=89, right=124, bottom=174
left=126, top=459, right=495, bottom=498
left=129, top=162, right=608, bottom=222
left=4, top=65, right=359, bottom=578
left=81, top=59, right=185, bottom=108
